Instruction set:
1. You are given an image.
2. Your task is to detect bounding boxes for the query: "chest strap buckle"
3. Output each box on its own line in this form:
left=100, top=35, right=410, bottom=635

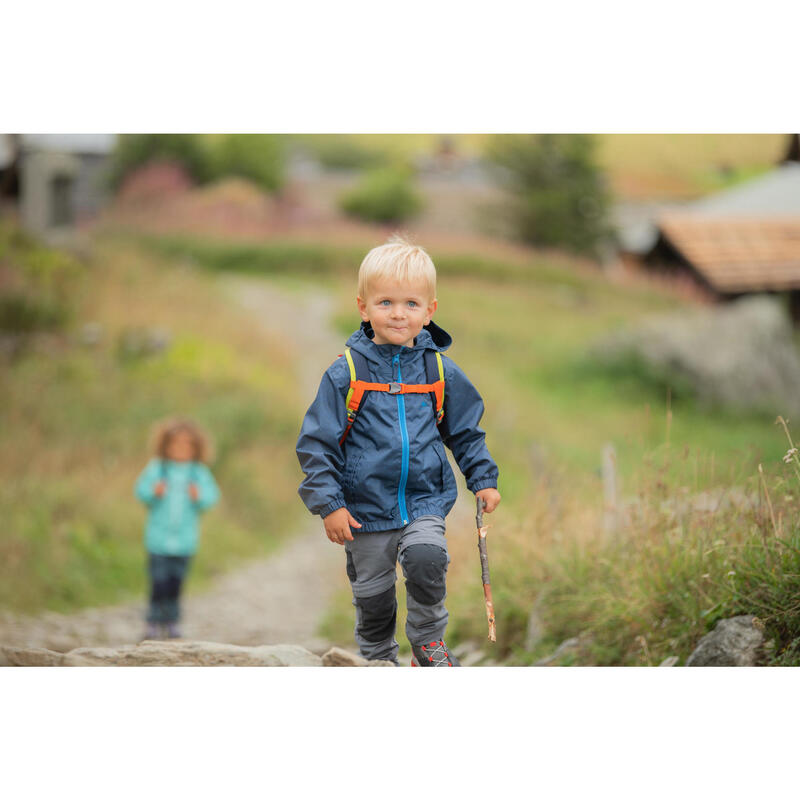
left=388, top=382, right=402, bottom=394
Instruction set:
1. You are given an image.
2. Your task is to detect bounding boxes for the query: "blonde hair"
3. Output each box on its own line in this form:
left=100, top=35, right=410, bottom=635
left=358, top=234, right=437, bottom=301
left=150, top=417, right=214, bottom=464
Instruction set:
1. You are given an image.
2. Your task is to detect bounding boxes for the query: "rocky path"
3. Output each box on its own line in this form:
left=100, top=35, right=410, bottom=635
left=0, top=277, right=348, bottom=655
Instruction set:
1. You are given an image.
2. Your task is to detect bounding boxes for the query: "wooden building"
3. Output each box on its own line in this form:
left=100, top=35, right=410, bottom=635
left=629, top=159, right=800, bottom=317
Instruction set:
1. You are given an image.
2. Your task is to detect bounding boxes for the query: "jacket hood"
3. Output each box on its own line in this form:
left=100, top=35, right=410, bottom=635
left=345, top=319, right=452, bottom=364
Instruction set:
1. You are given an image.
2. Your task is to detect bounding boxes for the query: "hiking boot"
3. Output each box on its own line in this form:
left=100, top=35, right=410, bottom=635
left=165, top=622, right=182, bottom=639
left=410, top=640, right=460, bottom=667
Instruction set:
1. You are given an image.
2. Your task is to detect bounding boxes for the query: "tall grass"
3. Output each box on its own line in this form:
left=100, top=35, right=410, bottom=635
left=0, top=238, right=305, bottom=614
left=441, top=422, right=800, bottom=666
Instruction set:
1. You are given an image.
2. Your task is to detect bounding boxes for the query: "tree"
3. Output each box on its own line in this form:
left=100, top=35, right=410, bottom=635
left=486, top=134, right=612, bottom=258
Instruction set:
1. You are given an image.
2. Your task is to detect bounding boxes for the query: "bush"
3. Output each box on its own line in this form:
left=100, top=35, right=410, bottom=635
left=0, top=222, right=83, bottom=335
left=108, top=134, right=212, bottom=188
left=300, top=135, right=387, bottom=170
left=209, top=135, right=285, bottom=193
left=339, top=167, right=423, bottom=224
left=486, top=134, right=612, bottom=257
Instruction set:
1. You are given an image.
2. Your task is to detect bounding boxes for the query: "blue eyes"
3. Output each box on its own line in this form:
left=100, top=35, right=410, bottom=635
left=378, top=300, right=418, bottom=307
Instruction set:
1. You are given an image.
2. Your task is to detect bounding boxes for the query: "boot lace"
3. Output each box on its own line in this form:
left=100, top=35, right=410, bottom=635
left=420, top=640, right=453, bottom=666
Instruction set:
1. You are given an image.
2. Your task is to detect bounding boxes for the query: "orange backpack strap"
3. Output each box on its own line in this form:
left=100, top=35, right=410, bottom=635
left=338, top=347, right=446, bottom=446
left=339, top=347, right=370, bottom=446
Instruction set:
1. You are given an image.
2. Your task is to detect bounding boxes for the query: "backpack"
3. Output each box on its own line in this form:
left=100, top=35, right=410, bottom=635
left=338, top=347, right=445, bottom=446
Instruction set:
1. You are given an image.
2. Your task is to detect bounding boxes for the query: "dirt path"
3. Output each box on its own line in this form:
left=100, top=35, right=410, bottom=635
left=0, top=277, right=348, bottom=654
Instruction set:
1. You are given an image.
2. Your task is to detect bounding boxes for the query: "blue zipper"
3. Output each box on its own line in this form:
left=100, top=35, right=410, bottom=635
left=394, top=353, right=410, bottom=525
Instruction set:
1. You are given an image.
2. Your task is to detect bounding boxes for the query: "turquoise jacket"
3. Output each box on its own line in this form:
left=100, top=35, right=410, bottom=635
left=134, top=459, right=220, bottom=556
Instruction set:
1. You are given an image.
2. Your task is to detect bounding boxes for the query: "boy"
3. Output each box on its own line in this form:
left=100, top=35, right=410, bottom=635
left=296, top=235, right=500, bottom=666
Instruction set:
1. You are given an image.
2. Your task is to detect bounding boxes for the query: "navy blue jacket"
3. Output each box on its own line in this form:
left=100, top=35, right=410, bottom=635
left=296, top=320, right=499, bottom=532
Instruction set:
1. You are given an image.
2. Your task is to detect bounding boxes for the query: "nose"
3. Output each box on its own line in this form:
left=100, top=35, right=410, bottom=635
left=390, top=304, right=405, bottom=318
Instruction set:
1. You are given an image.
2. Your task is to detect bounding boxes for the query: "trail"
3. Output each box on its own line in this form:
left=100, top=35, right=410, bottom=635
left=0, top=277, right=347, bottom=654
left=0, top=273, right=479, bottom=656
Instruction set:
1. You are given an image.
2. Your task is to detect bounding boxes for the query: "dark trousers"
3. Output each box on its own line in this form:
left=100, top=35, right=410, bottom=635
left=146, top=554, right=192, bottom=624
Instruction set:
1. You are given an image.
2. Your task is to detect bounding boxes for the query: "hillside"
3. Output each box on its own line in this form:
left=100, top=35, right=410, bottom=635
left=2, top=222, right=797, bottom=665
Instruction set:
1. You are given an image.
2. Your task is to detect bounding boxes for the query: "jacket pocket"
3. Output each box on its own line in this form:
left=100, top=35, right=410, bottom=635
left=343, top=453, right=364, bottom=492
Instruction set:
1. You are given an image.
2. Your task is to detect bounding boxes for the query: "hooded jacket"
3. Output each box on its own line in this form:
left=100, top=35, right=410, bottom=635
left=296, top=320, right=498, bottom=532
left=134, top=459, right=220, bottom=555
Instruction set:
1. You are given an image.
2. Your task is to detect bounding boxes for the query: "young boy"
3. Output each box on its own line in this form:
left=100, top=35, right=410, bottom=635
left=296, top=236, right=500, bottom=666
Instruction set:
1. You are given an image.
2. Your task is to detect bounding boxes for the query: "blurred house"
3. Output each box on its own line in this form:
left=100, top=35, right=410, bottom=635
left=620, top=136, right=800, bottom=317
left=0, top=134, right=116, bottom=235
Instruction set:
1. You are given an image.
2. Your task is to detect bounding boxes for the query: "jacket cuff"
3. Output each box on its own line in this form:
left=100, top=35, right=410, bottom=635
left=319, top=499, right=346, bottom=519
left=469, top=479, right=498, bottom=493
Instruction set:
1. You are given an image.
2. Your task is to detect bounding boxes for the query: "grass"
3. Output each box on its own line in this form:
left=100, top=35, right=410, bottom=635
left=0, top=236, right=306, bottom=614
left=137, top=228, right=791, bottom=664
left=6, top=226, right=798, bottom=665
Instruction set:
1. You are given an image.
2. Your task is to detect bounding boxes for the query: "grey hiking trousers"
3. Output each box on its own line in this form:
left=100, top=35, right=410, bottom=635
left=344, top=515, right=450, bottom=664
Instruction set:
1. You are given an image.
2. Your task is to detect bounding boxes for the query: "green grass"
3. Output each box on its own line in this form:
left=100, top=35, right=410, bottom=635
left=0, top=236, right=306, bottom=614
left=6, top=227, right=797, bottom=666
left=164, top=230, right=791, bottom=663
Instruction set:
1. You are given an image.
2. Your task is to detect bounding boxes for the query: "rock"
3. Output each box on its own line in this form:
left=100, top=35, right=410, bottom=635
left=321, top=647, right=395, bottom=667
left=535, top=636, right=581, bottom=666
left=61, top=640, right=323, bottom=667
left=592, top=296, right=800, bottom=416
left=659, top=656, right=679, bottom=667
left=686, top=616, right=764, bottom=666
left=460, top=649, right=488, bottom=667
left=0, top=646, right=66, bottom=666
left=524, top=595, right=546, bottom=652
left=1, top=640, right=395, bottom=667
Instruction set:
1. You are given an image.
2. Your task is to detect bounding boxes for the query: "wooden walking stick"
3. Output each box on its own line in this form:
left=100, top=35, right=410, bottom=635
left=476, top=496, right=496, bottom=642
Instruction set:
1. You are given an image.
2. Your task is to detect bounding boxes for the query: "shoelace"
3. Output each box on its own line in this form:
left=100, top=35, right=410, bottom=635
left=420, top=640, right=452, bottom=666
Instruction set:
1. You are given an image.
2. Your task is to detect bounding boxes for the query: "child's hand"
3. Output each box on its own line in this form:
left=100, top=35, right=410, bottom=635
left=188, top=483, right=199, bottom=501
left=323, top=507, right=362, bottom=545
left=476, top=487, right=501, bottom=514
left=154, top=481, right=167, bottom=498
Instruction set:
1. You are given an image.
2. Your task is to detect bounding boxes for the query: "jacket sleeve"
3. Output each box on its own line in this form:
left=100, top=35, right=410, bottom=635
left=440, top=357, right=499, bottom=493
left=134, top=459, right=163, bottom=506
left=296, top=359, right=350, bottom=518
left=192, top=464, right=220, bottom=512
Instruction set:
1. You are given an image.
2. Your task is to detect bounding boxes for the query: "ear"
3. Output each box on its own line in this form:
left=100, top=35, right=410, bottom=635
left=356, top=296, right=369, bottom=322
left=424, top=298, right=438, bottom=325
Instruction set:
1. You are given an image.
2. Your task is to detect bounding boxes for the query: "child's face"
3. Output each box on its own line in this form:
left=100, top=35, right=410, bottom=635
left=166, top=430, right=195, bottom=462
left=357, top=278, right=437, bottom=348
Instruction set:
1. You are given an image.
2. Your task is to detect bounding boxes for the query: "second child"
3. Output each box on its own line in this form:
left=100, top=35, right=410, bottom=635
left=134, top=418, right=220, bottom=640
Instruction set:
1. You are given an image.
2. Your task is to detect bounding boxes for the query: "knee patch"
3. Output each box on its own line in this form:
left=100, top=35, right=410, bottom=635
left=402, top=544, right=448, bottom=605
left=355, top=587, right=397, bottom=643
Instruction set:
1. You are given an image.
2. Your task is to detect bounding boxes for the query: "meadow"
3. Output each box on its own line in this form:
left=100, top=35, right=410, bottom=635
left=3, top=224, right=796, bottom=663
left=131, top=232, right=795, bottom=664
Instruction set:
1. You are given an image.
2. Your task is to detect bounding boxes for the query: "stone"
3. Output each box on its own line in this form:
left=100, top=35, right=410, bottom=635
left=593, top=296, right=800, bottom=417
left=535, top=637, right=581, bottom=666
left=460, top=649, right=488, bottom=667
left=524, top=597, right=546, bottom=652
left=61, top=640, right=323, bottom=667
left=321, top=647, right=395, bottom=667
left=0, top=646, right=66, bottom=666
left=685, top=616, right=764, bottom=666
left=1, top=640, right=398, bottom=667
